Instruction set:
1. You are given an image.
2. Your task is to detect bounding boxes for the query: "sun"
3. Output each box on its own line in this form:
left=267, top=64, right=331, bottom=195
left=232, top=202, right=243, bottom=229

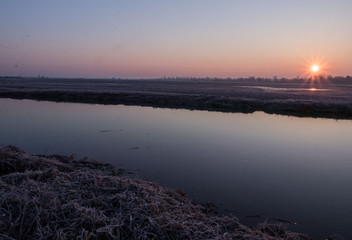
left=300, top=55, right=333, bottom=87
left=311, top=65, right=320, bottom=73
left=301, top=55, right=330, bottom=81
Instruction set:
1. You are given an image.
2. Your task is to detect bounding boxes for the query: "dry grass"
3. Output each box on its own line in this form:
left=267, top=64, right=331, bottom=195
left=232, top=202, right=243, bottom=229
left=0, top=145, right=313, bottom=240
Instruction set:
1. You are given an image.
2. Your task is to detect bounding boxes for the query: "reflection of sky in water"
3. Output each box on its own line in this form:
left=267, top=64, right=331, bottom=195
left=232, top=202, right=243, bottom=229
left=1, top=98, right=352, bottom=238
left=235, top=86, right=332, bottom=91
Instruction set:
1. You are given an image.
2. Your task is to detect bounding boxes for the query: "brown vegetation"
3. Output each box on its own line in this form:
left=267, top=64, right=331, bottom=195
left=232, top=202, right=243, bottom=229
left=0, top=145, right=312, bottom=239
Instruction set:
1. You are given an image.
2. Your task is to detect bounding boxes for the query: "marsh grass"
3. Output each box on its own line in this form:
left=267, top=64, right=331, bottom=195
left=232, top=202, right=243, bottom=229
left=0, top=145, right=312, bottom=239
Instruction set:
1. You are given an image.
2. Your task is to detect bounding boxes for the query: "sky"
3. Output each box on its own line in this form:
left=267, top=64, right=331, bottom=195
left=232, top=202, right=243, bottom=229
left=0, top=0, right=351, bottom=79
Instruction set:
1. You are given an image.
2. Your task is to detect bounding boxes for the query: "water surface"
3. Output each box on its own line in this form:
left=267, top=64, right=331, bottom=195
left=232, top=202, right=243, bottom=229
left=1, top=98, right=352, bottom=239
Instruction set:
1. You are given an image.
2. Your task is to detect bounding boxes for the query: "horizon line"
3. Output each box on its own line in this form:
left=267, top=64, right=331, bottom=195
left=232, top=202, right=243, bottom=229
left=1, top=75, right=352, bottom=81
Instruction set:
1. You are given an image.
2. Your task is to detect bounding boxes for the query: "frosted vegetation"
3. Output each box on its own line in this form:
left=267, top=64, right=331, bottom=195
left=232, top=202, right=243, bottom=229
left=1, top=76, right=352, bottom=119
left=0, top=145, right=312, bottom=240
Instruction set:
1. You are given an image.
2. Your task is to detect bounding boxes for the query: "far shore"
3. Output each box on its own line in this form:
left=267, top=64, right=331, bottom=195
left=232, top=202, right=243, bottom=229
left=1, top=77, right=352, bottom=119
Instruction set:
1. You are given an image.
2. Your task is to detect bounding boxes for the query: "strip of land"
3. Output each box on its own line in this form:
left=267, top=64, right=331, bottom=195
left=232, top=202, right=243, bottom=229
left=1, top=77, right=352, bottom=119
left=0, top=145, right=312, bottom=239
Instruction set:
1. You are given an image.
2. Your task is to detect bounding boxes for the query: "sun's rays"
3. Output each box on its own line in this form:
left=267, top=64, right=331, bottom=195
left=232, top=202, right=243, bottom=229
left=300, top=56, right=331, bottom=87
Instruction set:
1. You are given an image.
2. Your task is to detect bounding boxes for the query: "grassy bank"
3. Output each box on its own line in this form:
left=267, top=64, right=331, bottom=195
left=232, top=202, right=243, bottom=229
left=1, top=77, right=352, bottom=120
left=0, top=145, right=312, bottom=239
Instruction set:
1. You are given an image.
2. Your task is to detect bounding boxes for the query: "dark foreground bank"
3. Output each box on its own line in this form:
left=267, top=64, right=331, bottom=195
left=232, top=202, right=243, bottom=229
left=1, top=77, right=352, bottom=119
left=0, top=145, right=313, bottom=240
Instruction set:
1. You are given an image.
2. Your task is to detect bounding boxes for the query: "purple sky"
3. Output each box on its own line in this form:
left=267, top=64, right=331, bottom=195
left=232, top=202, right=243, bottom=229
left=1, top=0, right=351, bottom=78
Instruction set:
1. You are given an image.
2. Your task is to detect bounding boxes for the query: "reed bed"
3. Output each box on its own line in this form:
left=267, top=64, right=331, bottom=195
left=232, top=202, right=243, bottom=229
left=0, top=145, right=312, bottom=240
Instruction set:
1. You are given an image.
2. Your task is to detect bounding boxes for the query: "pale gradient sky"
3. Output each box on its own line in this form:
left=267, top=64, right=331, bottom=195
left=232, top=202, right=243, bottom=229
left=1, top=0, right=351, bottom=78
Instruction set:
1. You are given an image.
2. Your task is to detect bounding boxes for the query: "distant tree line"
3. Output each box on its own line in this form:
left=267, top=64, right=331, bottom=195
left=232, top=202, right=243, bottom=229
left=158, top=75, right=352, bottom=84
left=1, top=75, right=352, bottom=84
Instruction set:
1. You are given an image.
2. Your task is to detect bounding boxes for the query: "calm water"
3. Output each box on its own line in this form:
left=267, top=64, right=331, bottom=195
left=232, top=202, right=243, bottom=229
left=1, top=98, right=352, bottom=239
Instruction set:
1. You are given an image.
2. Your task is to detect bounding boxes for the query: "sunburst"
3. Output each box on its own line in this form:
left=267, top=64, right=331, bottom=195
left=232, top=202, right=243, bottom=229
left=311, top=65, right=320, bottom=73
left=301, top=56, right=330, bottom=86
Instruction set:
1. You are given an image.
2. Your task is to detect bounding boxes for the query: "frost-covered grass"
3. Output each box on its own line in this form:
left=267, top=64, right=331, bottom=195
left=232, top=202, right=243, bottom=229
left=1, top=77, right=352, bottom=119
left=0, top=145, right=312, bottom=240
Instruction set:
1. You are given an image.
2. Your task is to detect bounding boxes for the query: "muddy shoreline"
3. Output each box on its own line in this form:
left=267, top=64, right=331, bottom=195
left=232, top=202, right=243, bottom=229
left=1, top=77, right=352, bottom=119
left=0, top=145, right=312, bottom=239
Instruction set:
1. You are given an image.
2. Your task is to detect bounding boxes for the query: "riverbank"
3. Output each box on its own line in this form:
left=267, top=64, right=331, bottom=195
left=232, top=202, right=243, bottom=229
left=1, top=77, right=352, bottom=119
left=0, top=145, right=312, bottom=239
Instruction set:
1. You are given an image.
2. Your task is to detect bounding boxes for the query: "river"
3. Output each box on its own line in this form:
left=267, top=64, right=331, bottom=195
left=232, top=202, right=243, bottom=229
left=1, top=98, right=351, bottom=239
